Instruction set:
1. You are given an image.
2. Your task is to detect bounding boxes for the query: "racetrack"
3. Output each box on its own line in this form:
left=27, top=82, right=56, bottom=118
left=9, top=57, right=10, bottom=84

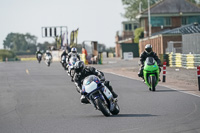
left=0, top=61, right=200, bottom=133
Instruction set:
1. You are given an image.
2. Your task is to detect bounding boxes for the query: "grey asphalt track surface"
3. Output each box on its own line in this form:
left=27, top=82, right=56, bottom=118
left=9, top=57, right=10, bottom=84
left=0, top=61, right=200, bottom=133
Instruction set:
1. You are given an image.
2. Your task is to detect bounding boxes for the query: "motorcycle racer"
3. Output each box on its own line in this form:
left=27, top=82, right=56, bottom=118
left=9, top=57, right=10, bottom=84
left=67, top=47, right=80, bottom=63
left=73, top=61, right=118, bottom=103
left=138, top=44, right=161, bottom=79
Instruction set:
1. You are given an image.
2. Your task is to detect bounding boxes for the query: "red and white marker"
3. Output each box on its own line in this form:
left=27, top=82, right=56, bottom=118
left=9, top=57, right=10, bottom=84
left=162, top=62, right=167, bottom=82
left=197, top=66, right=200, bottom=91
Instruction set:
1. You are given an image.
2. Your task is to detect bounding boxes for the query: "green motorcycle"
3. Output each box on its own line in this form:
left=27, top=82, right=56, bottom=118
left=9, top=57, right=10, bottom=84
left=143, top=57, right=159, bottom=91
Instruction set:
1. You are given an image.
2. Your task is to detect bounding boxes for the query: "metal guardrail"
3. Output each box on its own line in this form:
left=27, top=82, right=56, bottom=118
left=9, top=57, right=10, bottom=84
left=168, top=53, right=200, bottom=69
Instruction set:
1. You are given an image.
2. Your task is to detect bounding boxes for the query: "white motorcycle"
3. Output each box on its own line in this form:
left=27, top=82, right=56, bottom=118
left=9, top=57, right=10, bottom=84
left=67, top=56, right=78, bottom=78
left=45, top=54, right=52, bottom=67
left=81, top=75, right=120, bottom=116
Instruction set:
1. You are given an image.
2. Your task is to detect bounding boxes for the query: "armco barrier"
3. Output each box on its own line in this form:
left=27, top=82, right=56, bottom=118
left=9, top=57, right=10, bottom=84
left=168, top=53, right=200, bottom=69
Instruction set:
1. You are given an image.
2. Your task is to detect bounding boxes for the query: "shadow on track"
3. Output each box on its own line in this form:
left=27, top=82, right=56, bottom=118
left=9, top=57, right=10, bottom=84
left=155, top=89, right=177, bottom=92
left=155, top=89, right=197, bottom=92
left=111, top=114, right=158, bottom=117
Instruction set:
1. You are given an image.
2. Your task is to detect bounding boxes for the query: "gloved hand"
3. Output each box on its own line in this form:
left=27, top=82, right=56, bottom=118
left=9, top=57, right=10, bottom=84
left=100, top=76, right=105, bottom=82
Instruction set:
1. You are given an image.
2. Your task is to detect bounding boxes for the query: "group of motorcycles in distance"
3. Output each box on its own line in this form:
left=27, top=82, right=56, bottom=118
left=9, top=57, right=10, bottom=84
left=36, top=50, right=52, bottom=67
left=36, top=50, right=120, bottom=117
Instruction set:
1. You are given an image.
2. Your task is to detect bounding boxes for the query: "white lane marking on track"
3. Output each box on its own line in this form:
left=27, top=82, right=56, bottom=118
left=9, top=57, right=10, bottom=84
left=26, top=69, right=29, bottom=75
left=105, top=71, right=200, bottom=98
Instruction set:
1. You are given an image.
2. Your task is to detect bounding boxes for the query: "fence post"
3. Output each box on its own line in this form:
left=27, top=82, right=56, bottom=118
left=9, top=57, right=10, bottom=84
left=197, top=66, right=200, bottom=91
left=162, top=62, right=167, bottom=82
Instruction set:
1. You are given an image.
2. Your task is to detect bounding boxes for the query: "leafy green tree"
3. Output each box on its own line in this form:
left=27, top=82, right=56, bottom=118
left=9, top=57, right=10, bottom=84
left=121, top=0, right=159, bottom=20
left=121, top=0, right=198, bottom=20
left=3, top=33, right=37, bottom=54
left=134, top=27, right=144, bottom=43
left=188, top=0, right=196, bottom=4
left=37, top=41, right=55, bottom=52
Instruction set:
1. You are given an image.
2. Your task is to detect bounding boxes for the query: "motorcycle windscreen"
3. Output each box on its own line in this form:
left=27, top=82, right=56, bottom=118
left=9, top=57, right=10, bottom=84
left=145, top=57, right=155, bottom=65
left=83, top=75, right=99, bottom=93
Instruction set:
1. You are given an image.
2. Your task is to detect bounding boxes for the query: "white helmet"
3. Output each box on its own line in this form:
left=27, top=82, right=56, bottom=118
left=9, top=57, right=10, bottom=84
left=46, top=50, right=50, bottom=53
left=71, top=47, right=77, bottom=53
left=145, top=44, right=152, bottom=54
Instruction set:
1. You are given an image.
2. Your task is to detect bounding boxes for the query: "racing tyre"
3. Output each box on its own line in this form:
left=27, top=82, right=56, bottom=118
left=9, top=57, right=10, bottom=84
left=96, top=98, right=111, bottom=117
left=151, top=76, right=156, bottom=91
left=48, top=62, right=50, bottom=67
left=111, top=103, right=120, bottom=115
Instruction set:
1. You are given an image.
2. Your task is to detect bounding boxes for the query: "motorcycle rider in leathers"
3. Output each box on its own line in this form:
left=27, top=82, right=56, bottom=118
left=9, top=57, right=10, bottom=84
left=138, top=44, right=161, bottom=80
left=73, top=61, right=118, bottom=103
left=67, top=47, right=80, bottom=63
left=35, top=50, right=43, bottom=60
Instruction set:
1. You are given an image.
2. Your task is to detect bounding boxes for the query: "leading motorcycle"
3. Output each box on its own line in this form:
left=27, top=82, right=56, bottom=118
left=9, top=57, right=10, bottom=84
left=81, top=75, right=120, bottom=116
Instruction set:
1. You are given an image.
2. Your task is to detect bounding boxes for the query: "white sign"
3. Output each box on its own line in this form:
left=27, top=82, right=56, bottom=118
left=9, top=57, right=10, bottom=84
left=123, top=52, right=133, bottom=60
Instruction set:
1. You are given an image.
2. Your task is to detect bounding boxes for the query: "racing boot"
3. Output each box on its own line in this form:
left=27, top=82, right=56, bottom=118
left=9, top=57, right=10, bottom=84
left=80, top=95, right=90, bottom=104
left=104, top=81, right=118, bottom=98
left=108, top=85, right=118, bottom=98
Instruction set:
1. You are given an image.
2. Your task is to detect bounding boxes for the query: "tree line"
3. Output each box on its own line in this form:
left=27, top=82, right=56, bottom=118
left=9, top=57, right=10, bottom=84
left=3, top=32, right=55, bottom=55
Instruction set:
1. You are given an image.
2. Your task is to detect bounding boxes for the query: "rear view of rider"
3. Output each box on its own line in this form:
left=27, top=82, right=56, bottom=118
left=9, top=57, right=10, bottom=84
left=73, top=61, right=118, bottom=103
left=35, top=49, right=43, bottom=59
left=67, top=47, right=80, bottom=63
left=138, top=44, right=161, bottom=79
left=45, top=50, right=52, bottom=58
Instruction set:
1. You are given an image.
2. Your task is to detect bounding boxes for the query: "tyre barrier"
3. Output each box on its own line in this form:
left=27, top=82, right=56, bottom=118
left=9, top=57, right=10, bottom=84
left=168, top=53, right=200, bottom=69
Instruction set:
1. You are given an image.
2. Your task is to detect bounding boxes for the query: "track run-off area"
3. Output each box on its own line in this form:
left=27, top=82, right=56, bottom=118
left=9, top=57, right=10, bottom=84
left=0, top=60, right=200, bottom=133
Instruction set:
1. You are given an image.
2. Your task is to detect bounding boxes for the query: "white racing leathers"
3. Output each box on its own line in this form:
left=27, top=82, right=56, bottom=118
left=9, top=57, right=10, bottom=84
left=67, top=53, right=80, bottom=77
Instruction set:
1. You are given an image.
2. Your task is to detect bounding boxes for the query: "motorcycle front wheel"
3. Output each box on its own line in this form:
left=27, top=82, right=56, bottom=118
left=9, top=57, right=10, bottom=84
left=151, top=76, right=156, bottom=91
left=95, top=98, right=111, bottom=117
left=48, top=62, right=50, bottom=67
left=110, top=102, right=120, bottom=115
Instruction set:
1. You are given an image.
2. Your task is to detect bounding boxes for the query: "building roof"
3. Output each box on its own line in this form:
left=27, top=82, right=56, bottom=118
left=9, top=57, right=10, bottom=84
left=152, top=23, right=200, bottom=36
left=141, top=0, right=200, bottom=15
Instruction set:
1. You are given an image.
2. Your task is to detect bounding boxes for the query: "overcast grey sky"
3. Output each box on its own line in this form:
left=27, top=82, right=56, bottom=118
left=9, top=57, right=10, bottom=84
left=0, top=0, right=126, bottom=49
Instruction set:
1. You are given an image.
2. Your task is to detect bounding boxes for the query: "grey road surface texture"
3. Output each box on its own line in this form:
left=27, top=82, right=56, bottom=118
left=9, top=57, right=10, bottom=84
left=0, top=61, right=200, bottom=133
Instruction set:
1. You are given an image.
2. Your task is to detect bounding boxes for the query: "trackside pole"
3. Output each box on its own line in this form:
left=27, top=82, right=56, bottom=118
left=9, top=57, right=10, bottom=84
left=197, top=66, right=200, bottom=91
left=162, top=62, right=166, bottom=82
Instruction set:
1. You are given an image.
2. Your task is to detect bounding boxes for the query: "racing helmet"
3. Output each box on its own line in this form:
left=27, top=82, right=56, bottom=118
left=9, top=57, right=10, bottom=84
left=74, top=61, right=84, bottom=73
left=46, top=50, right=50, bottom=53
left=145, top=44, right=152, bottom=54
left=71, top=47, right=77, bottom=53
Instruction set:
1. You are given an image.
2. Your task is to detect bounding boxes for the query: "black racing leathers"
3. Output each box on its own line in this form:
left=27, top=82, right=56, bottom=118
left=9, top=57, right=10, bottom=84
left=61, top=51, right=68, bottom=58
left=74, top=66, right=118, bottom=98
left=35, top=51, right=43, bottom=58
left=74, top=66, right=103, bottom=91
left=138, top=51, right=161, bottom=77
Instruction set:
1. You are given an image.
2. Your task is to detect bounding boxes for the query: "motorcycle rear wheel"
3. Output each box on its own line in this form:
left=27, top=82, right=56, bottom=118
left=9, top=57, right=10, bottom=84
left=95, top=98, right=111, bottom=117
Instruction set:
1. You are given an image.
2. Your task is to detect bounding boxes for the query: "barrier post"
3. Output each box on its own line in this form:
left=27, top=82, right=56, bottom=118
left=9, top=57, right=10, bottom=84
left=197, top=66, right=200, bottom=91
left=162, top=62, right=167, bottom=82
